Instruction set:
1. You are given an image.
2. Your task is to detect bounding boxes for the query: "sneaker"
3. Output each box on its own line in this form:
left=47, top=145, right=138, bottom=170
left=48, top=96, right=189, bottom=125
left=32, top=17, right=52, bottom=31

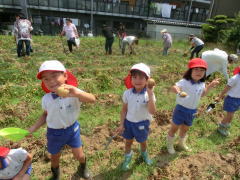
left=121, top=152, right=133, bottom=171
left=141, top=151, right=153, bottom=165
left=178, top=136, right=192, bottom=152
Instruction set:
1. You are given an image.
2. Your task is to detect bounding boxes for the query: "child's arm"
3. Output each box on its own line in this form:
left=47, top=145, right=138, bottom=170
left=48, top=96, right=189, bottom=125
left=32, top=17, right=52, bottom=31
left=13, top=153, right=32, bottom=180
left=116, top=103, right=128, bottom=134
left=147, top=87, right=156, bottom=115
left=171, top=85, right=187, bottom=97
left=28, top=111, right=47, bottom=133
left=63, top=84, right=96, bottom=103
left=218, top=85, right=231, bottom=100
left=202, top=78, right=220, bottom=97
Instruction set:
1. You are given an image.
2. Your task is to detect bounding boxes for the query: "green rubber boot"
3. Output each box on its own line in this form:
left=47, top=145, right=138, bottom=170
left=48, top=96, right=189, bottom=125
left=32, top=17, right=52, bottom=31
left=217, top=123, right=230, bottom=136
left=121, top=152, right=133, bottom=171
left=141, top=151, right=153, bottom=165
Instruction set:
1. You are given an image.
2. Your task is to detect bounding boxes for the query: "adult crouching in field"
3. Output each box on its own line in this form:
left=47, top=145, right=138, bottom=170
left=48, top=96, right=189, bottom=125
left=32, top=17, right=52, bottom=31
left=14, top=14, right=33, bottom=57
left=201, top=48, right=239, bottom=80
left=102, top=24, right=114, bottom=55
left=160, top=29, right=172, bottom=56
left=61, top=18, right=79, bottom=53
left=121, top=36, right=138, bottom=55
left=189, top=34, right=204, bottom=59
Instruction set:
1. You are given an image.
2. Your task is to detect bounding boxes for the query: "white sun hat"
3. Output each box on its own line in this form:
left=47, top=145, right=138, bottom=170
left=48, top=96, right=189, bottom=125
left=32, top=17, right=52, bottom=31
left=130, top=63, right=150, bottom=77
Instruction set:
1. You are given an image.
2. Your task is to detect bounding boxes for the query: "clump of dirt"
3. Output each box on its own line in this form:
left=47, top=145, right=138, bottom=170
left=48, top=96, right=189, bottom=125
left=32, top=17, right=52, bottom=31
left=154, top=110, right=171, bottom=126
left=150, top=151, right=239, bottom=179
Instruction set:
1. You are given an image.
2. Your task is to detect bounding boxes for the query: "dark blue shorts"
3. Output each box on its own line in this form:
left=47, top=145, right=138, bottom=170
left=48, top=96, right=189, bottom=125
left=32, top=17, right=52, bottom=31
left=47, top=121, right=82, bottom=154
left=223, top=95, right=240, bottom=112
left=122, top=119, right=150, bottom=143
left=172, top=104, right=197, bottom=126
left=25, top=164, right=32, bottom=175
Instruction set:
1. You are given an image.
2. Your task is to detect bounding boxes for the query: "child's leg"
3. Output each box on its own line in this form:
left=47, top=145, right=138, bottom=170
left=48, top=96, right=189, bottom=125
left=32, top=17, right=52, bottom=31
left=221, top=112, right=234, bottom=124
left=178, top=125, right=191, bottom=151
left=125, top=139, right=134, bottom=154
left=72, top=147, right=91, bottom=178
left=167, top=122, right=180, bottom=154
left=51, top=152, right=61, bottom=168
left=22, top=174, right=30, bottom=180
left=218, top=112, right=234, bottom=136
left=140, top=141, right=152, bottom=165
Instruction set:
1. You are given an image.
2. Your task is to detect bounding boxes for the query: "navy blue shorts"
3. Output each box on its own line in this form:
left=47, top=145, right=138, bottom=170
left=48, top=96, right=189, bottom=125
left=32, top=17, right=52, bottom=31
left=122, top=119, right=150, bottom=143
left=223, top=95, right=240, bottom=112
left=47, top=121, right=82, bottom=154
left=172, top=104, right=197, bottom=126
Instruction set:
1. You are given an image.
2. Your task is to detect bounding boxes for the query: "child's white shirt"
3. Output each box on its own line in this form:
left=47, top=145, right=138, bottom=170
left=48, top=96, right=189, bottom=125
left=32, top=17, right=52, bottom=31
left=123, top=88, right=156, bottom=123
left=176, top=79, right=205, bottom=109
left=0, top=148, right=27, bottom=179
left=192, top=37, right=204, bottom=46
left=227, top=74, right=240, bottom=98
left=42, top=92, right=83, bottom=129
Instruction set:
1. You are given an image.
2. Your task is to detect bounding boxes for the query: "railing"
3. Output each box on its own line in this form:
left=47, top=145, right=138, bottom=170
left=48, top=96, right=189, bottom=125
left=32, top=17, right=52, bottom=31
left=0, top=0, right=21, bottom=6
left=0, top=0, right=209, bottom=23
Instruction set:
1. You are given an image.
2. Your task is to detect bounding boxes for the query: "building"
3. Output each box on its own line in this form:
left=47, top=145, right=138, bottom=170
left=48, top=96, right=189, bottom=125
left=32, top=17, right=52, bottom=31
left=0, top=0, right=239, bottom=39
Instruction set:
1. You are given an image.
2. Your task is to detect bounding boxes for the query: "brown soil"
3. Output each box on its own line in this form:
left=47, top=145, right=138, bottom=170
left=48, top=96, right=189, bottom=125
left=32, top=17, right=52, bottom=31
left=150, top=136, right=240, bottom=180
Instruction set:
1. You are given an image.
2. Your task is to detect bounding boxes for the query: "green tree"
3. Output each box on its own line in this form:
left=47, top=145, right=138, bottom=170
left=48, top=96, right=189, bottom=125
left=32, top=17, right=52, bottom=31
left=201, top=15, right=235, bottom=42
left=227, top=12, right=240, bottom=49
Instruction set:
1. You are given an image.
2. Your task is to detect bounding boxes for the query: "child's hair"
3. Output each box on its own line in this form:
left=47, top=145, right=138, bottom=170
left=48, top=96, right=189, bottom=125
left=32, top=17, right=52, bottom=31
left=130, top=69, right=148, bottom=79
left=183, top=68, right=206, bottom=82
left=66, top=18, right=72, bottom=23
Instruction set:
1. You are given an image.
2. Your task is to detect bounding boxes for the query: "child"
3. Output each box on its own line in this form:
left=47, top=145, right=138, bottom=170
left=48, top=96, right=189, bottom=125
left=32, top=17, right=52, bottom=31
left=121, top=36, right=138, bottom=55
left=217, top=69, right=240, bottom=136
left=0, top=146, right=32, bottom=180
left=116, top=63, right=156, bottom=171
left=167, top=58, right=219, bottom=154
left=28, top=60, right=96, bottom=179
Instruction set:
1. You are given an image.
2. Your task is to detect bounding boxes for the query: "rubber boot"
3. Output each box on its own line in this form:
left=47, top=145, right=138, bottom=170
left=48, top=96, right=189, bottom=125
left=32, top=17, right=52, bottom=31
left=121, top=151, right=133, bottom=171
left=179, top=136, right=191, bottom=151
left=51, top=167, right=60, bottom=180
left=217, top=123, right=230, bottom=136
left=166, top=135, right=176, bottom=154
left=78, top=158, right=91, bottom=179
left=141, top=151, right=153, bottom=165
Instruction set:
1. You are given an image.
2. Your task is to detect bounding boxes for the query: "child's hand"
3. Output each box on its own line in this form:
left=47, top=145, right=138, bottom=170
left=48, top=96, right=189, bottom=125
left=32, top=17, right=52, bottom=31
left=57, top=84, right=80, bottom=97
left=116, top=125, right=124, bottom=135
left=209, top=78, right=220, bottom=88
left=13, top=174, right=24, bottom=180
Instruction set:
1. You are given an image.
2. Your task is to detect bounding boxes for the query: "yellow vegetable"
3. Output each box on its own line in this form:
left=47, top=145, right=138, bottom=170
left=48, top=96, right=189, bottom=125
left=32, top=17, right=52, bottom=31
left=147, top=78, right=156, bottom=89
left=56, top=86, right=69, bottom=97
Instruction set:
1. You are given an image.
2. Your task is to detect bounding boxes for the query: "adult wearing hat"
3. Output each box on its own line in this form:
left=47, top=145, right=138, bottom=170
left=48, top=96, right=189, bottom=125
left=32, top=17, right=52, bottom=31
left=160, top=29, right=172, bottom=56
left=201, top=48, right=239, bottom=80
left=189, top=34, right=204, bottom=59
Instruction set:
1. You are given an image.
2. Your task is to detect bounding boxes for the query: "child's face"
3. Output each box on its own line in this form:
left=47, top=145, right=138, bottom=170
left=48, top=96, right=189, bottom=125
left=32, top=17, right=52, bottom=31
left=191, top=67, right=206, bottom=81
left=131, top=72, right=147, bottom=91
left=41, top=71, right=67, bottom=92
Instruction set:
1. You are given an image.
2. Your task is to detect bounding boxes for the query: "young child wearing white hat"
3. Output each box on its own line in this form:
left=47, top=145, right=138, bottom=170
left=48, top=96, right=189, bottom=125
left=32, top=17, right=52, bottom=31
left=28, top=60, right=96, bottom=179
left=116, top=63, right=156, bottom=171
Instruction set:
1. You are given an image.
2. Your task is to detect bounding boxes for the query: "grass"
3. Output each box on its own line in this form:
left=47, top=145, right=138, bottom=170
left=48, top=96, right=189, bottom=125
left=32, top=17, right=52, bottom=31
left=0, top=35, right=239, bottom=179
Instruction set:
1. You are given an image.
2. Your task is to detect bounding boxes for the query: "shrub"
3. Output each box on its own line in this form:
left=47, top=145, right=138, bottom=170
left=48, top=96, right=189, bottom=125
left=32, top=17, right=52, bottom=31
left=227, top=12, right=240, bottom=49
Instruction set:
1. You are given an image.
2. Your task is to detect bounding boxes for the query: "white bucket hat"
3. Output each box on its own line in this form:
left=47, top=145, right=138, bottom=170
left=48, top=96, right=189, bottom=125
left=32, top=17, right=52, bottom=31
left=130, top=63, right=150, bottom=77
left=37, top=60, right=66, bottom=79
